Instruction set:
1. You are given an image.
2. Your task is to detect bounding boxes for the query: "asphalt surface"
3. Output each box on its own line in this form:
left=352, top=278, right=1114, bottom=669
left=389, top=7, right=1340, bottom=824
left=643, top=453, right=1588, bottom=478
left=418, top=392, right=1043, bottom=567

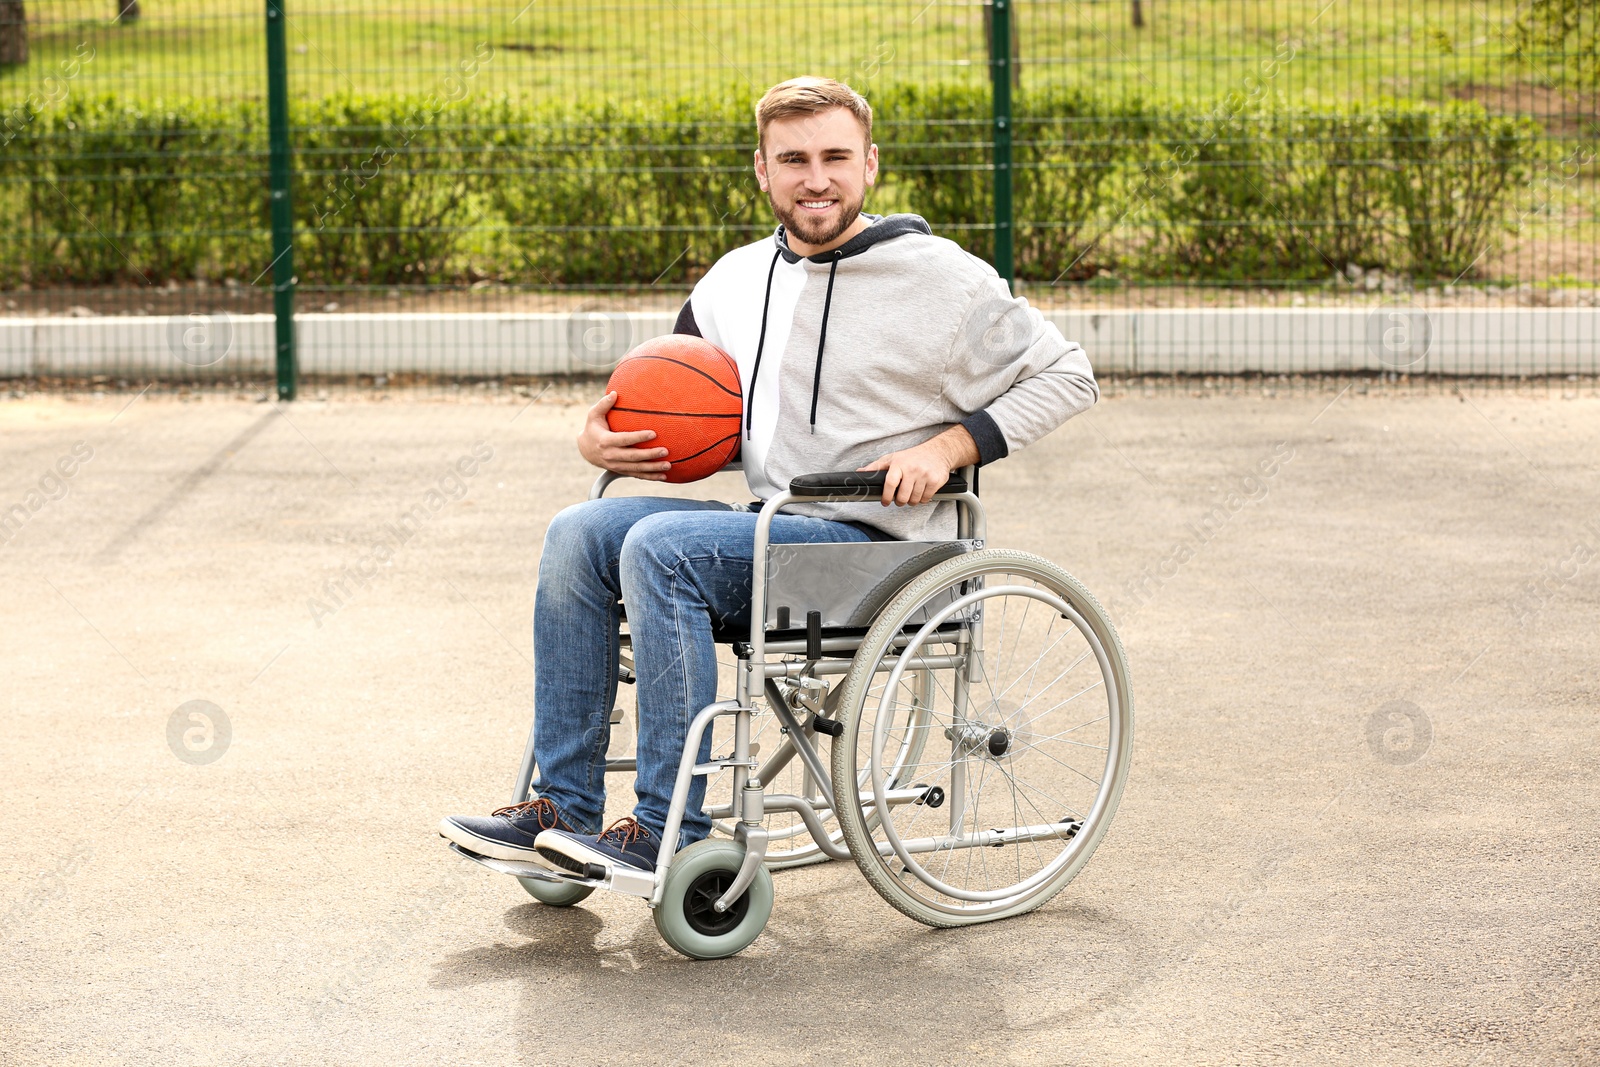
left=2, top=384, right=1596, bottom=1066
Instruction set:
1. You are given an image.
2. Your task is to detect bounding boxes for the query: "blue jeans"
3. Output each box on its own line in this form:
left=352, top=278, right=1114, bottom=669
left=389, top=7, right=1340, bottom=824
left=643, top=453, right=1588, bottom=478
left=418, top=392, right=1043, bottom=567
left=530, top=496, right=873, bottom=849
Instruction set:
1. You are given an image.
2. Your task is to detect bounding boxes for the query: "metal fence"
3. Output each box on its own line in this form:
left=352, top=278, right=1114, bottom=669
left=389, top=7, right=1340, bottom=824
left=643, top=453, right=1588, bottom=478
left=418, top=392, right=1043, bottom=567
left=1, top=0, right=1595, bottom=393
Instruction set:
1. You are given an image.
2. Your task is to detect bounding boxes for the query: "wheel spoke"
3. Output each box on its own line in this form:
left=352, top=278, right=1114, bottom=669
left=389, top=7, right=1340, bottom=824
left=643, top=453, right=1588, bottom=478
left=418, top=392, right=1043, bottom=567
left=994, top=762, right=1089, bottom=821
left=1013, top=679, right=1106, bottom=734
left=1007, top=738, right=1104, bottom=789
left=971, top=756, right=994, bottom=891
left=1002, top=746, right=1048, bottom=880
left=990, top=627, right=1083, bottom=707
left=1014, top=730, right=1107, bottom=752
left=1005, top=649, right=1096, bottom=727
left=993, top=759, right=1069, bottom=842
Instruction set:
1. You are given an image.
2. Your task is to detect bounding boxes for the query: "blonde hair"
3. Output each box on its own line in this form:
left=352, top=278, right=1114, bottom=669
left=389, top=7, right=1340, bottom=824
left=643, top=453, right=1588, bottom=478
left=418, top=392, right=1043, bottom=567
left=755, top=76, right=873, bottom=154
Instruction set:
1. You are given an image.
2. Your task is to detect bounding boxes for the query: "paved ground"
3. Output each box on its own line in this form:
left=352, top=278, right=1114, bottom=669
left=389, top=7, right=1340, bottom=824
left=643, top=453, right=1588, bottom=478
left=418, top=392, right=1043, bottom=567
left=2, top=384, right=1596, bottom=1066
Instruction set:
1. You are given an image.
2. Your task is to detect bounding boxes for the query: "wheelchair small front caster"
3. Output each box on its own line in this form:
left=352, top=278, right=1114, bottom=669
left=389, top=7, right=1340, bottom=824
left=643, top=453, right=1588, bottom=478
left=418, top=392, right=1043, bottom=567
left=518, top=877, right=594, bottom=908
left=653, top=839, right=773, bottom=960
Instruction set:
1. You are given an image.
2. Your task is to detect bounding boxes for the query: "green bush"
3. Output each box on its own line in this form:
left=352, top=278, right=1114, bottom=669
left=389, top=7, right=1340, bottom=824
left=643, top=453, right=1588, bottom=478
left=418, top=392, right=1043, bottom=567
left=876, top=81, right=1145, bottom=280
left=1143, top=97, right=1542, bottom=282
left=0, top=95, right=265, bottom=286
left=481, top=93, right=764, bottom=286
left=1513, top=0, right=1599, bottom=92
left=0, top=87, right=1549, bottom=289
left=871, top=82, right=991, bottom=260
left=1015, top=90, right=1154, bottom=281
left=293, top=95, right=489, bottom=285
left=1143, top=102, right=1388, bottom=281
left=1381, top=101, right=1543, bottom=278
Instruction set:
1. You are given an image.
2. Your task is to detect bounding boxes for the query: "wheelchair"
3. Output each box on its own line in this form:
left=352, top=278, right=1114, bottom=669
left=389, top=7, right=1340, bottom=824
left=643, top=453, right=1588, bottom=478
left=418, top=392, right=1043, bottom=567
left=447, top=463, right=1134, bottom=960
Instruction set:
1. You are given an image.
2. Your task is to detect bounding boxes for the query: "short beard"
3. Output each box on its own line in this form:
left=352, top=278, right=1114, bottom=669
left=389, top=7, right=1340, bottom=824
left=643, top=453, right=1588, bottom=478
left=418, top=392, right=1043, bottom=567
left=768, top=188, right=865, bottom=249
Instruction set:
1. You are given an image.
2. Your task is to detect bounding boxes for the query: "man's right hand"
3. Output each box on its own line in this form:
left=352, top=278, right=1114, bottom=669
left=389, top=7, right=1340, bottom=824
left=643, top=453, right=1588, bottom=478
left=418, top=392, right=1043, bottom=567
left=576, top=391, right=672, bottom=481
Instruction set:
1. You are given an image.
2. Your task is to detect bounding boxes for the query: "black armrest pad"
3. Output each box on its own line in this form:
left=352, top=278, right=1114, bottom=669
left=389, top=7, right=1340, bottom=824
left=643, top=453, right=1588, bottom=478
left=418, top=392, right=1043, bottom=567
left=788, top=470, right=970, bottom=500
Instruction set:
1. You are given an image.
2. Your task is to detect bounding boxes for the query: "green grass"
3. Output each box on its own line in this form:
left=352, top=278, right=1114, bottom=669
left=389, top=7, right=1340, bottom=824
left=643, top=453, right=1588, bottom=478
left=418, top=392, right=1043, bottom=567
left=0, top=0, right=1563, bottom=114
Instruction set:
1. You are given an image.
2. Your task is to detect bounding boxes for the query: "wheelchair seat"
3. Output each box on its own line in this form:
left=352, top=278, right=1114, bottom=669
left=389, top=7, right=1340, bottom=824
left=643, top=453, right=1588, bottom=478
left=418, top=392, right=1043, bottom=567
left=620, top=530, right=978, bottom=660
left=623, top=607, right=873, bottom=659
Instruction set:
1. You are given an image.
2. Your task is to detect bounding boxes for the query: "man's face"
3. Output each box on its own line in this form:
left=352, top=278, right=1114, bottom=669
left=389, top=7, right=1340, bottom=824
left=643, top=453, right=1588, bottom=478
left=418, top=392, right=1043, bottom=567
left=754, top=107, right=879, bottom=251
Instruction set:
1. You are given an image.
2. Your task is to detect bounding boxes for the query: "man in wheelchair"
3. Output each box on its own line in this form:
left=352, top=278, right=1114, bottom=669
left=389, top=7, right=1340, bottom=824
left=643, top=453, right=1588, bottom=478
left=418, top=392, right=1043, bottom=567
left=440, top=75, right=1098, bottom=881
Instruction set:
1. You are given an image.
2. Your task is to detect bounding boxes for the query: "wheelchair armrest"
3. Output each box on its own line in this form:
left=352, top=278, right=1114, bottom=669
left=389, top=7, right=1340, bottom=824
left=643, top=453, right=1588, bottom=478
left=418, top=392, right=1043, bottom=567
left=787, top=470, right=970, bottom=501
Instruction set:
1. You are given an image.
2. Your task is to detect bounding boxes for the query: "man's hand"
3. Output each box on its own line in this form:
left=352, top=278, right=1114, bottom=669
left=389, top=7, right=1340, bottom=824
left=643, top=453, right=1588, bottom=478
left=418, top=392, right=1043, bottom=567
left=577, top=391, right=672, bottom=481
left=857, top=425, right=979, bottom=507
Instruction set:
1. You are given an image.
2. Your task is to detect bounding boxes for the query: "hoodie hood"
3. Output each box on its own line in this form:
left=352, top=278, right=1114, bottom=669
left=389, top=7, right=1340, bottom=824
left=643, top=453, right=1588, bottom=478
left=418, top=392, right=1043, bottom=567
left=774, top=212, right=934, bottom=264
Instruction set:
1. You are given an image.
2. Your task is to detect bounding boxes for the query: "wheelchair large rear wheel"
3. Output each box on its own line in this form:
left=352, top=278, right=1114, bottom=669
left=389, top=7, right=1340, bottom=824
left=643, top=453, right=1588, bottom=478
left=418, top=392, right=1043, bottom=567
left=830, top=549, right=1133, bottom=928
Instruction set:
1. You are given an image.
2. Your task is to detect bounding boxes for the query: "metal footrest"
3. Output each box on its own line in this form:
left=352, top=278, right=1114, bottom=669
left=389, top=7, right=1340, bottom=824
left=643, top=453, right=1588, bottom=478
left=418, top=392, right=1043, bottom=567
left=448, top=842, right=596, bottom=884
left=447, top=842, right=656, bottom=900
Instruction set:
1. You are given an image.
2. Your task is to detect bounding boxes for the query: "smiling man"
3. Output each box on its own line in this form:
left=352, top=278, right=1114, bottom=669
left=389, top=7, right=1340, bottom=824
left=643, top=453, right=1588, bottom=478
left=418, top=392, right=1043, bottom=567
left=439, top=76, right=1098, bottom=879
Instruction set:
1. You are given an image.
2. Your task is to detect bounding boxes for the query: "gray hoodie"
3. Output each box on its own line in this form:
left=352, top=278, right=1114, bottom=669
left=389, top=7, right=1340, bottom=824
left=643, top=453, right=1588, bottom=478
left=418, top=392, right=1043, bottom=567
left=675, top=213, right=1098, bottom=541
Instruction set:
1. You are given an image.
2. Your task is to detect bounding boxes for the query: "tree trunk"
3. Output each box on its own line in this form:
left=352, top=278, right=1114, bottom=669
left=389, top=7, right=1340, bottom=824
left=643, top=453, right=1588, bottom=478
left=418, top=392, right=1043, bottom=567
left=1132, top=0, right=1144, bottom=28
left=0, top=0, right=28, bottom=66
left=983, top=0, right=1022, bottom=90
left=116, top=0, right=140, bottom=22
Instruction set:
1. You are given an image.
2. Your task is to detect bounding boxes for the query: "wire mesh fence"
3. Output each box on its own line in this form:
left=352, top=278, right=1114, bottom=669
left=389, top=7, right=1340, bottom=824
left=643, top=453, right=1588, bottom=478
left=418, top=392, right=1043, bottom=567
left=1, top=0, right=1595, bottom=393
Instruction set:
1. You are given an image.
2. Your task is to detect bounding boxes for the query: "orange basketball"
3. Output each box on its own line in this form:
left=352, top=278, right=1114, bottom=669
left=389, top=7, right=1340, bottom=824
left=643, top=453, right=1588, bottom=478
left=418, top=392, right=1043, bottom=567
left=606, top=335, right=742, bottom=483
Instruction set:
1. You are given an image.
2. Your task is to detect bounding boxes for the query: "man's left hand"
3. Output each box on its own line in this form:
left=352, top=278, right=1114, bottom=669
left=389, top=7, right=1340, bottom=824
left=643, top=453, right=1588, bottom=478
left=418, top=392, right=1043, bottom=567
left=857, top=427, right=977, bottom=507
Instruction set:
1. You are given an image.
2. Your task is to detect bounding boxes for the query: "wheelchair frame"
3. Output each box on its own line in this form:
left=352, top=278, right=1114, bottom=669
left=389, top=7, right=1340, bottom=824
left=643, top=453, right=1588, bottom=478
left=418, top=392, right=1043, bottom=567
left=450, top=462, right=1132, bottom=957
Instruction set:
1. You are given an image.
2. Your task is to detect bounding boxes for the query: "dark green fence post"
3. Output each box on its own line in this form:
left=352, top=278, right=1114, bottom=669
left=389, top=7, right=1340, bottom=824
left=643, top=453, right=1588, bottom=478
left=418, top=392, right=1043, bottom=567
left=265, top=0, right=297, bottom=400
left=989, top=0, right=1014, bottom=289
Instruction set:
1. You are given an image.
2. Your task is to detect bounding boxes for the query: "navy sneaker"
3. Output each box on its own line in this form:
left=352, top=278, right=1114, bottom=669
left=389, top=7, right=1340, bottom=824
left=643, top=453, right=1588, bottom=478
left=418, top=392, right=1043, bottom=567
left=439, top=797, right=574, bottom=866
left=536, top=817, right=660, bottom=875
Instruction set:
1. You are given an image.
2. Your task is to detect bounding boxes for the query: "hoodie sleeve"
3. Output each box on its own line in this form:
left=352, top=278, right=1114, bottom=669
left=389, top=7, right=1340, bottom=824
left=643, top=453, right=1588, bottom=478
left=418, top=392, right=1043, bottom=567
left=941, top=276, right=1098, bottom=465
